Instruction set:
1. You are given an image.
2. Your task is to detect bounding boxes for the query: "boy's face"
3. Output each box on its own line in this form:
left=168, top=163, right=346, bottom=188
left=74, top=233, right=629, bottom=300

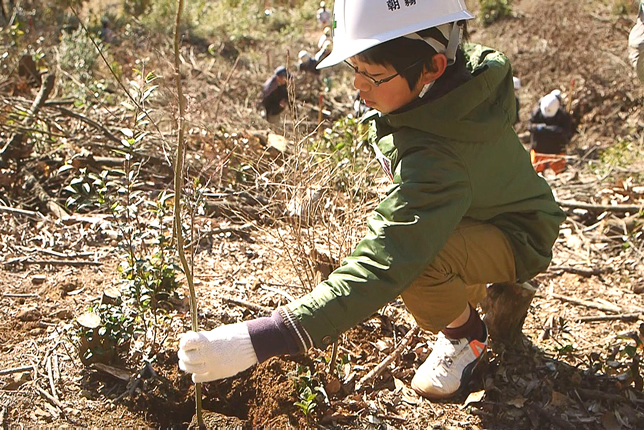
left=349, top=57, right=425, bottom=114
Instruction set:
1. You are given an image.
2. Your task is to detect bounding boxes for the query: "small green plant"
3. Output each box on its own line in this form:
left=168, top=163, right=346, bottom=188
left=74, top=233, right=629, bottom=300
left=62, top=70, right=179, bottom=364
left=479, top=0, right=512, bottom=26
left=602, top=326, right=644, bottom=391
left=9, top=23, right=25, bottom=46
left=590, top=139, right=644, bottom=182
left=58, top=26, right=101, bottom=80
left=612, top=0, right=638, bottom=16
left=290, top=364, right=326, bottom=420
left=74, top=303, right=136, bottom=366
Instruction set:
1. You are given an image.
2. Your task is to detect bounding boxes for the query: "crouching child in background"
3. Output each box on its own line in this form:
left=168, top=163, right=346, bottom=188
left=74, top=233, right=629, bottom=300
left=528, top=90, right=575, bottom=175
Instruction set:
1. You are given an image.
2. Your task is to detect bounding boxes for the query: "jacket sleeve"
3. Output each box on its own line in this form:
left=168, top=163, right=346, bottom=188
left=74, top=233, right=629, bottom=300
left=528, top=106, right=542, bottom=125
left=285, top=143, right=472, bottom=348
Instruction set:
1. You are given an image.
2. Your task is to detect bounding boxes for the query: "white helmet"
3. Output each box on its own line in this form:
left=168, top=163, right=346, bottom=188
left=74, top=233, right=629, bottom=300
left=540, top=90, right=561, bottom=118
left=317, top=0, right=474, bottom=69
left=513, top=76, right=521, bottom=90
left=298, top=50, right=310, bottom=60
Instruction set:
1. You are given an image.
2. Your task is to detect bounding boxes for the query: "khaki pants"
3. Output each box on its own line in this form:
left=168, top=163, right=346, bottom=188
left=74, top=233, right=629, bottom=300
left=401, top=218, right=516, bottom=333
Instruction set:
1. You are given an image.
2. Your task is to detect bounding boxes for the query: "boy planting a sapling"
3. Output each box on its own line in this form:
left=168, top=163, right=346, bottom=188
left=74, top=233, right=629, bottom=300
left=179, top=0, right=564, bottom=399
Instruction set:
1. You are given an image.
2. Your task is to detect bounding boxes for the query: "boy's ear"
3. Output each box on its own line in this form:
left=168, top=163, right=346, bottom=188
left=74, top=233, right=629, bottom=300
left=421, top=53, right=447, bottom=84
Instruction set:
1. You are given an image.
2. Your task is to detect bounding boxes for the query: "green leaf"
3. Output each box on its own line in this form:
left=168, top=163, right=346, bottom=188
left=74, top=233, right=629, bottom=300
left=141, top=85, right=158, bottom=102
left=58, top=164, right=75, bottom=174
left=121, top=128, right=134, bottom=138
left=120, top=101, right=135, bottom=111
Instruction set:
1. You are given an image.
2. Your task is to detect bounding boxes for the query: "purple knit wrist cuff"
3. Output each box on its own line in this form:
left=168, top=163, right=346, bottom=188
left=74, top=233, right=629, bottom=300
left=246, top=309, right=302, bottom=363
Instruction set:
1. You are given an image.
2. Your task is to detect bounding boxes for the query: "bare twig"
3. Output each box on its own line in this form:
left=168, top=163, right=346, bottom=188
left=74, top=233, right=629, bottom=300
left=171, top=0, right=203, bottom=426
left=0, top=73, right=56, bottom=165
left=0, top=206, right=42, bottom=217
left=575, top=387, right=630, bottom=402
left=23, top=170, right=69, bottom=218
left=221, top=296, right=271, bottom=314
left=356, top=326, right=419, bottom=391
left=2, top=293, right=39, bottom=298
left=376, top=414, right=406, bottom=423
left=213, top=56, right=240, bottom=120
left=537, top=292, right=623, bottom=313
left=53, top=106, right=121, bottom=143
left=19, top=259, right=101, bottom=266
left=328, top=340, right=339, bottom=376
left=34, top=385, right=64, bottom=411
left=0, top=365, right=34, bottom=376
left=53, top=352, right=60, bottom=383
left=203, top=222, right=256, bottom=236
left=557, top=199, right=643, bottom=213
left=577, top=313, right=640, bottom=322
left=46, top=355, right=58, bottom=401
left=547, top=265, right=609, bottom=277
left=16, top=246, right=95, bottom=259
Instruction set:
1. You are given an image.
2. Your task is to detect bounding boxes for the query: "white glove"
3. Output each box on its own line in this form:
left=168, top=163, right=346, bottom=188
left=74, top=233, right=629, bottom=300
left=178, top=322, right=259, bottom=383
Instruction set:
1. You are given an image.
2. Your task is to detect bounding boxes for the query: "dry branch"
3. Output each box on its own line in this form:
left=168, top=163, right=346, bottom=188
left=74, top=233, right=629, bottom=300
left=23, top=171, right=68, bottom=218
left=0, top=73, right=56, bottom=165
left=2, top=293, right=39, bottom=298
left=577, top=313, right=640, bottom=322
left=356, top=326, right=419, bottom=391
left=206, top=222, right=255, bottom=235
left=19, top=259, right=101, bottom=266
left=46, top=355, right=58, bottom=401
left=0, top=365, right=34, bottom=376
left=221, top=296, right=271, bottom=314
left=575, top=387, right=629, bottom=402
left=34, top=384, right=64, bottom=411
left=53, top=106, right=121, bottom=143
left=548, top=265, right=609, bottom=277
left=213, top=56, right=240, bottom=120
left=557, top=199, right=643, bottom=213
left=537, top=292, right=624, bottom=313
left=0, top=205, right=43, bottom=217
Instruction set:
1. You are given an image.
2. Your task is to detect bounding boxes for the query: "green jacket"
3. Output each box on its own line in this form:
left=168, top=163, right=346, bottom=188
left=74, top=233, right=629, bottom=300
left=286, top=44, right=565, bottom=349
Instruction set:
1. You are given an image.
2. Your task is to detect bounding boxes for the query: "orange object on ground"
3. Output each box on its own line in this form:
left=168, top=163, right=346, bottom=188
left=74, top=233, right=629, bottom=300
left=530, top=149, right=566, bottom=174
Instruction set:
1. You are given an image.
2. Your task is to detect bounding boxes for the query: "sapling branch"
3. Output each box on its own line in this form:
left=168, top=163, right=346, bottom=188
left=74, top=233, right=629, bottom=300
left=172, top=0, right=204, bottom=427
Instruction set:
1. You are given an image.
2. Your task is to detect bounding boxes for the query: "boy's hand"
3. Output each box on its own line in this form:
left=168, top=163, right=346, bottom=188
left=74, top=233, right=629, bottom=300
left=178, top=323, right=258, bottom=383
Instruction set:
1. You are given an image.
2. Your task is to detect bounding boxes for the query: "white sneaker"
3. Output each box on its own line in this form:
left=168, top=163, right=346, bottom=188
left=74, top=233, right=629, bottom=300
left=411, top=326, right=488, bottom=399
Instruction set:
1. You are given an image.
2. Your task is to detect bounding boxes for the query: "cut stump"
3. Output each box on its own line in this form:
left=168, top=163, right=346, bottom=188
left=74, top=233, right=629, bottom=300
left=481, top=282, right=537, bottom=346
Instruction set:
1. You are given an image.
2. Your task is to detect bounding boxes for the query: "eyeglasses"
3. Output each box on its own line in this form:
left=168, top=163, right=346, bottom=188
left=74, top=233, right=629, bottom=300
left=343, top=58, right=424, bottom=87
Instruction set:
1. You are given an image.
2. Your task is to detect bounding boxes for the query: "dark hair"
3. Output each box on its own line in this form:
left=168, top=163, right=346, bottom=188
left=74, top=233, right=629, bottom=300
left=356, top=22, right=469, bottom=91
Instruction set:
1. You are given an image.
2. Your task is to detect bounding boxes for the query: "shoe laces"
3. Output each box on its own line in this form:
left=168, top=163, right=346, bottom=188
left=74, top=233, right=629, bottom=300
left=427, top=333, right=462, bottom=369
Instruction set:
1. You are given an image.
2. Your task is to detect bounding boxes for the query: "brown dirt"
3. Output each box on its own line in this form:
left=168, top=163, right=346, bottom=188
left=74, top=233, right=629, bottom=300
left=2, top=0, right=644, bottom=429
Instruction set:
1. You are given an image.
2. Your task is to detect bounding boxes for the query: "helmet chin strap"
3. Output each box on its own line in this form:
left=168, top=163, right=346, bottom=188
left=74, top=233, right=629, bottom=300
left=405, top=22, right=462, bottom=98
left=418, top=81, right=435, bottom=99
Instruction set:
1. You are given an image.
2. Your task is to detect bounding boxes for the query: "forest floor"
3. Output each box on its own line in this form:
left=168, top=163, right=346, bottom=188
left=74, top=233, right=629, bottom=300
left=1, top=0, right=644, bottom=429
